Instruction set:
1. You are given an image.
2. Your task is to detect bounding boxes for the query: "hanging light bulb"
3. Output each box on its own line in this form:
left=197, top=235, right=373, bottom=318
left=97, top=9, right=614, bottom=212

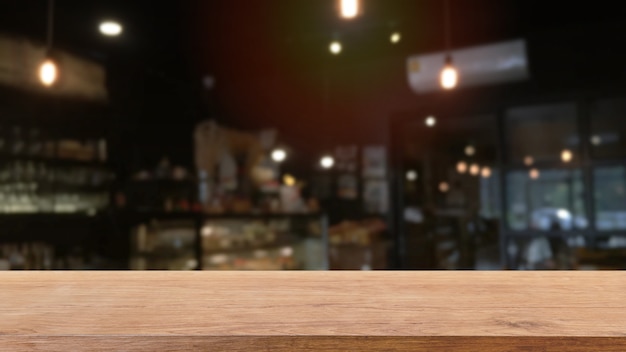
left=39, top=0, right=59, bottom=87
left=329, top=41, right=342, bottom=55
left=38, top=57, right=58, bottom=87
left=440, top=55, right=459, bottom=90
left=339, top=0, right=360, bottom=19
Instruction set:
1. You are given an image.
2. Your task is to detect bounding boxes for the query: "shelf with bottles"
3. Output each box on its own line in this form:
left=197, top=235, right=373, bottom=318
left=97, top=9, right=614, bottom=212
left=128, top=213, right=328, bottom=271
left=0, top=241, right=105, bottom=270
left=0, top=160, right=113, bottom=214
left=0, top=124, right=108, bottom=165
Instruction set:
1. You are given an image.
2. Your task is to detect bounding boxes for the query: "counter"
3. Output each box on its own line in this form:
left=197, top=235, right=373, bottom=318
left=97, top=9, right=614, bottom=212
left=1, top=272, right=625, bottom=351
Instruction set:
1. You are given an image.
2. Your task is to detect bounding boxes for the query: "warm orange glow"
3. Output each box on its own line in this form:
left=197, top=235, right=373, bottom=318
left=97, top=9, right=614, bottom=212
left=38, top=59, right=58, bottom=87
left=481, top=167, right=492, bottom=178
left=456, top=161, right=467, bottom=174
left=440, top=64, right=458, bottom=90
left=439, top=182, right=450, bottom=193
left=470, top=163, right=480, bottom=176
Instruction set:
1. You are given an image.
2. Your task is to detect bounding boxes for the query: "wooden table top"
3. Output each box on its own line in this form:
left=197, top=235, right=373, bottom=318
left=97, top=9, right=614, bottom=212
left=1, top=271, right=625, bottom=351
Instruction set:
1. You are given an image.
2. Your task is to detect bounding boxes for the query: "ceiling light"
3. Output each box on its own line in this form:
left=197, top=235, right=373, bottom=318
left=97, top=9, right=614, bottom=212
left=390, top=32, right=401, bottom=44
left=271, top=148, right=287, bottom=163
left=320, top=156, right=335, bottom=169
left=339, top=0, right=359, bottom=19
left=561, top=149, right=573, bottom=163
left=38, top=58, right=58, bottom=87
left=99, top=21, right=123, bottom=36
left=440, top=56, right=459, bottom=90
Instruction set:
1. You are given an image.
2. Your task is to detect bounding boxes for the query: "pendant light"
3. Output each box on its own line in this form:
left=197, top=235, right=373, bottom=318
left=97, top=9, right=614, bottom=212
left=439, top=0, right=459, bottom=90
left=38, top=0, right=59, bottom=87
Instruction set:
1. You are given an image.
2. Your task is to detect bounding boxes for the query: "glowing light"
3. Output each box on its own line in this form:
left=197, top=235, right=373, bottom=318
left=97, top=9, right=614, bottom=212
left=320, top=156, right=335, bottom=169
left=470, top=163, right=480, bottom=176
left=561, top=149, right=573, bottom=163
left=38, top=59, right=58, bottom=87
left=456, top=161, right=467, bottom=174
left=406, top=170, right=418, bottom=181
left=481, top=167, right=492, bottom=178
left=524, top=156, right=534, bottom=166
left=280, top=246, right=294, bottom=257
left=340, top=0, right=359, bottom=19
left=529, top=168, right=540, bottom=180
left=283, top=174, right=296, bottom=186
left=330, top=41, right=342, bottom=54
left=556, top=209, right=570, bottom=220
left=390, top=32, right=401, bottom=44
left=271, top=148, right=287, bottom=163
left=439, top=182, right=450, bottom=193
left=99, top=21, right=123, bottom=36
left=440, top=57, right=459, bottom=90
left=465, top=145, right=476, bottom=156
left=591, top=135, right=602, bottom=146
left=425, top=116, right=437, bottom=127
left=201, top=226, right=214, bottom=237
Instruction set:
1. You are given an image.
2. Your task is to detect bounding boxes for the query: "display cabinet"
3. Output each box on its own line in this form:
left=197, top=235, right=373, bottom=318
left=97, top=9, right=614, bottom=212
left=129, top=213, right=328, bottom=270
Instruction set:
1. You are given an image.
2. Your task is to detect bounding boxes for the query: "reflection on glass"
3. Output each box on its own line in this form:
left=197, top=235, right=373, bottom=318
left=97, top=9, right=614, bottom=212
left=506, top=103, right=578, bottom=163
left=507, top=169, right=586, bottom=231
left=590, top=98, right=626, bottom=159
left=594, top=166, right=626, bottom=231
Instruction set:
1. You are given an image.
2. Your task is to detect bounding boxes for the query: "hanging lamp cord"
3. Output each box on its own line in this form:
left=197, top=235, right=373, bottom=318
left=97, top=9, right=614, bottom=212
left=46, top=0, right=55, bottom=51
left=444, top=0, right=451, bottom=56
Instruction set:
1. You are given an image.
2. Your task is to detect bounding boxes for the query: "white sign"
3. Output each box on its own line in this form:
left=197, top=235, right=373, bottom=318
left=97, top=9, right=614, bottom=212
left=407, top=39, right=529, bottom=94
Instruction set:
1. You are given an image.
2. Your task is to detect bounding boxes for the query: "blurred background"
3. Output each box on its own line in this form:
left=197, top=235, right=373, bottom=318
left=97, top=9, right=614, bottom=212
left=1, top=0, right=625, bottom=270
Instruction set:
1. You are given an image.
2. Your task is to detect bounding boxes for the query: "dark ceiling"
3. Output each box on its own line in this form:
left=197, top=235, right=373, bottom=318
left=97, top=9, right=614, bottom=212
left=1, top=0, right=625, bottom=173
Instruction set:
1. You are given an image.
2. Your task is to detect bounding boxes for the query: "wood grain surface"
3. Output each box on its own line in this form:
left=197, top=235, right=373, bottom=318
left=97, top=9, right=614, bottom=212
left=1, top=271, right=625, bottom=351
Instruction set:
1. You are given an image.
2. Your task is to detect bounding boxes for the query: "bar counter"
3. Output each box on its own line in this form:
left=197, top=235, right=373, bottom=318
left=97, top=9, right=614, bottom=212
left=1, top=271, right=625, bottom=351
